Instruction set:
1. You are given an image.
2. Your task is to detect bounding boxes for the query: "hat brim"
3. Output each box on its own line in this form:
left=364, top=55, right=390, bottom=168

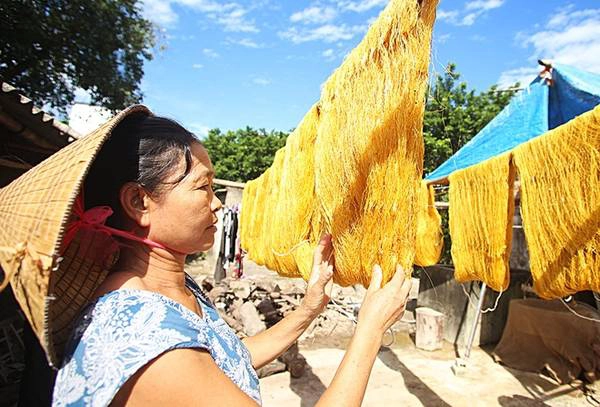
left=0, top=105, right=151, bottom=367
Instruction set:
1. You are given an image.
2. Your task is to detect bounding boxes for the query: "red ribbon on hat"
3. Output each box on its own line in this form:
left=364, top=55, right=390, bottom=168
left=62, top=194, right=171, bottom=253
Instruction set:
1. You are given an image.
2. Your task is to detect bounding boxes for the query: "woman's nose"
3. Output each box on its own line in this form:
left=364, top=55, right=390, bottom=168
left=212, top=194, right=223, bottom=212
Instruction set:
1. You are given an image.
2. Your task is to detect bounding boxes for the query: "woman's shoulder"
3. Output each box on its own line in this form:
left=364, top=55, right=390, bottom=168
left=89, top=271, right=147, bottom=299
left=53, top=289, right=211, bottom=407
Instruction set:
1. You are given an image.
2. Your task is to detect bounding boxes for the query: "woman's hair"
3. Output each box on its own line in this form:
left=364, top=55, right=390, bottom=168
left=84, top=113, right=199, bottom=228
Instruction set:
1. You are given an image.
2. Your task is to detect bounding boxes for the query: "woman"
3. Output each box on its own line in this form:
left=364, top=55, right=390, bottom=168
left=48, top=110, right=412, bottom=406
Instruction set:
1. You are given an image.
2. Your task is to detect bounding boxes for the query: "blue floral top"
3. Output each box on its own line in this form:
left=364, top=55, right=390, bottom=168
left=52, top=274, right=261, bottom=406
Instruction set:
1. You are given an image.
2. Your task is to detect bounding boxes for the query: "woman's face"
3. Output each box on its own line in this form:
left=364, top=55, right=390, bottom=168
left=146, top=142, right=222, bottom=254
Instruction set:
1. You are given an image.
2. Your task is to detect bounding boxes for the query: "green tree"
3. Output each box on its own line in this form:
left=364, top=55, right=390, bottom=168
left=0, top=0, right=155, bottom=113
left=423, top=63, right=517, bottom=175
left=202, top=127, right=288, bottom=182
left=423, top=63, right=518, bottom=265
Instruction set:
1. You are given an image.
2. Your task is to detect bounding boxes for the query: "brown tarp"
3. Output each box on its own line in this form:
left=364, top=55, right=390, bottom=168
left=494, top=298, right=600, bottom=383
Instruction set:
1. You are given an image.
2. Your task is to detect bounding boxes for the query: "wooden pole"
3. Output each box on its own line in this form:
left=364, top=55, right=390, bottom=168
left=0, top=158, right=32, bottom=170
left=214, top=178, right=246, bottom=189
left=0, top=111, right=59, bottom=150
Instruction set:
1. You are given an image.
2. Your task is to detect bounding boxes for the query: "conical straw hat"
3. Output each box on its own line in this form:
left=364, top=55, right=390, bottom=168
left=0, top=105, right=151, bottom=367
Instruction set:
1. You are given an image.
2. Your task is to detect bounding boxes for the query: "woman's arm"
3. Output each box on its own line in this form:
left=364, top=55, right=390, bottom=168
left=115, top=264, right=410, bottom=407
left=112, top=348, right=261, bottom=406
left=242, top=235, right=334, bottom=369
left=316, top=265, right=412, bottom=406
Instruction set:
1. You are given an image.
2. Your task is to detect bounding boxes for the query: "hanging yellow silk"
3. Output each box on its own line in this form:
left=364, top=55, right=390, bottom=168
left=271, top=104, right=323, bottom=280
left=256, top=149, right=287, bottom=271
left=314, top=0, right=438, bottom=287
left=239, top=178, right=255, bottom=253
left=513, top=105, right=600, bottom=299
left=448, top=153, right=515, bottom=292
left=414, top=181, right=443, bottom=267
left=240, top=0, right=438, bottom=286
left=241, top=179, right=259, bottom=256
left=247, top=168, right=271, bottom=266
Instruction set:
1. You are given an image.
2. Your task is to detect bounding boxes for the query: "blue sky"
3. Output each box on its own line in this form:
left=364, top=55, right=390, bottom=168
left=131, top=0, right=600, bottom=137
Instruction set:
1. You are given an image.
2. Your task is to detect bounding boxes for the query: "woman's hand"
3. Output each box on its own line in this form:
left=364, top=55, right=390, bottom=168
left=300, top=234, right=335, bottom=318
left=242, top=235, right=334, bottom=368
left=357, top=264, right=412, bottom=336
left=314, top=264, right=412, bottom=407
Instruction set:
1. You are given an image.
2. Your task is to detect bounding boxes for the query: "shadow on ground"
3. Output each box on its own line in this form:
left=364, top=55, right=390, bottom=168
left=289, top=361, right=327, bottom=407
left=378, top=346, right=451, bottom=406
left=497, top=394, right=551, bottom=406
left=481, top=346, right=587, bottom=405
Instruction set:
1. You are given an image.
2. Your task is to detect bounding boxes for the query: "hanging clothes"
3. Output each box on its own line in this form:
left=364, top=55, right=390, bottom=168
left=228, top=213, right=238, bottom=262
left=216, top=205, right=243, bottom=280
left=233, top=204, right=244, bottom=278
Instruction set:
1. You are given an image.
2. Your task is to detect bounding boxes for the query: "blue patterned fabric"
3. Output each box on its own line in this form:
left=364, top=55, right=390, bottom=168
left=52, top=275, right=261, bottom=406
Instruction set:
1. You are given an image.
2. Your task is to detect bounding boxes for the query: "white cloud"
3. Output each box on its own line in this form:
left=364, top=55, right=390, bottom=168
left=525, top=20, right=600, bottom=56
left=73, top=87, right=93, bottom=104
left=203, top=48, right=220, bottom=58
left=69, top=103, right=112, bottom=135
left=290, top=6, right=337, bottom=24
left=438, top=0, right=504, bottom=26
left=465, top=0, right=504, bottom=12
left=437, top=10, right=458, bottom=22
left=460, top=13, right=478, bottom=26
left=216, top=7, right=259, bottom=32
left=470, top=34, right=486, bottom=42
left=176, top=0, right=228, bottom=13
left=497, top=67, right=539, bottom=89
left=279, top=23, right=366, bottom=44
left=547, top=7, right=600, bottom=28
left=192, top=63, right=204, bottom=69
left=142, top=0, right=179, bottom=26
left=336, top=0, right=388, bottom=13
left=435, top=33, right=451, bottom=44
left=188, top=122, right=212, bottom=138
left=252, top=77, right=271, bottom=86
left=228, top=37, right=264, bottom=48
left=498, top=6, right=600, bottom=86
left=322, top=48, right=336, bottom=61
left=141, top=0, right=259, bottom=33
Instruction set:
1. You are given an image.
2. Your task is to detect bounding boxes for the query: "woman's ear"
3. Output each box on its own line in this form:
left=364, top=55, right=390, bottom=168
left=119, top=182, right=151, bottom=228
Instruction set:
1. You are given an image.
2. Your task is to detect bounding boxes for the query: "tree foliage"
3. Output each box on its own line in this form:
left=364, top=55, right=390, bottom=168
left=423, top=63, right=518, bottom=265
left=423, top=63, right=517, bottom=175
left=0, top=0, right=155, bottom=113
left=202, top=127, right=288, bottom=182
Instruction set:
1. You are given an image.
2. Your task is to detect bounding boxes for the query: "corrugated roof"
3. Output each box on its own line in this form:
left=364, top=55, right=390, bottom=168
left=0, top=82, right=81, bottom=149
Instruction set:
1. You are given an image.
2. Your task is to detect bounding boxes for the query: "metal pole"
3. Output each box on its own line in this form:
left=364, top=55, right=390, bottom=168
left=452, top=281, right=488, bottom=375
left=464, top=282, right=487, bottom=360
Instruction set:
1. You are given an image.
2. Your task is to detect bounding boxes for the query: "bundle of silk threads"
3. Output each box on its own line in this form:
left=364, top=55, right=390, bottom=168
left=239, top=0, right=438, bottom=286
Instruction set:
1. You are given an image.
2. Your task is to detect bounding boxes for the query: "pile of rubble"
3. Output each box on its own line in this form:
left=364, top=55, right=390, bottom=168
left=197, top=274, right=364, bottom=378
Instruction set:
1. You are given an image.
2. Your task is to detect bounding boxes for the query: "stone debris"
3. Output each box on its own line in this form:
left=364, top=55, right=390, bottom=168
left=195, top=272, right=418, bottom=378
left=238, top=302, right=265, bottom=337
left=195, top=274, right=372, bottom=378
left=229, top=280, right=253, bottom=300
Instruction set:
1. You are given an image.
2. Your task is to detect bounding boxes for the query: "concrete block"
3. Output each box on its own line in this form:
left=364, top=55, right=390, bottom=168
left=417, top=265, right=528, bottom=347
left=415, top=307, right=444, bottom=351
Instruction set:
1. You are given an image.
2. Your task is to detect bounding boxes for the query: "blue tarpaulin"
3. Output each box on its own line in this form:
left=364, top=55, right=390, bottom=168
left=425, top=64, right=600, bottom=182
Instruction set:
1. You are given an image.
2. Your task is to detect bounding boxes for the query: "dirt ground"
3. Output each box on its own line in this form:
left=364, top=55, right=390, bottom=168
left=260, top=341, right=591, bottom=406
left=188, top=259, right=595, bottom=407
